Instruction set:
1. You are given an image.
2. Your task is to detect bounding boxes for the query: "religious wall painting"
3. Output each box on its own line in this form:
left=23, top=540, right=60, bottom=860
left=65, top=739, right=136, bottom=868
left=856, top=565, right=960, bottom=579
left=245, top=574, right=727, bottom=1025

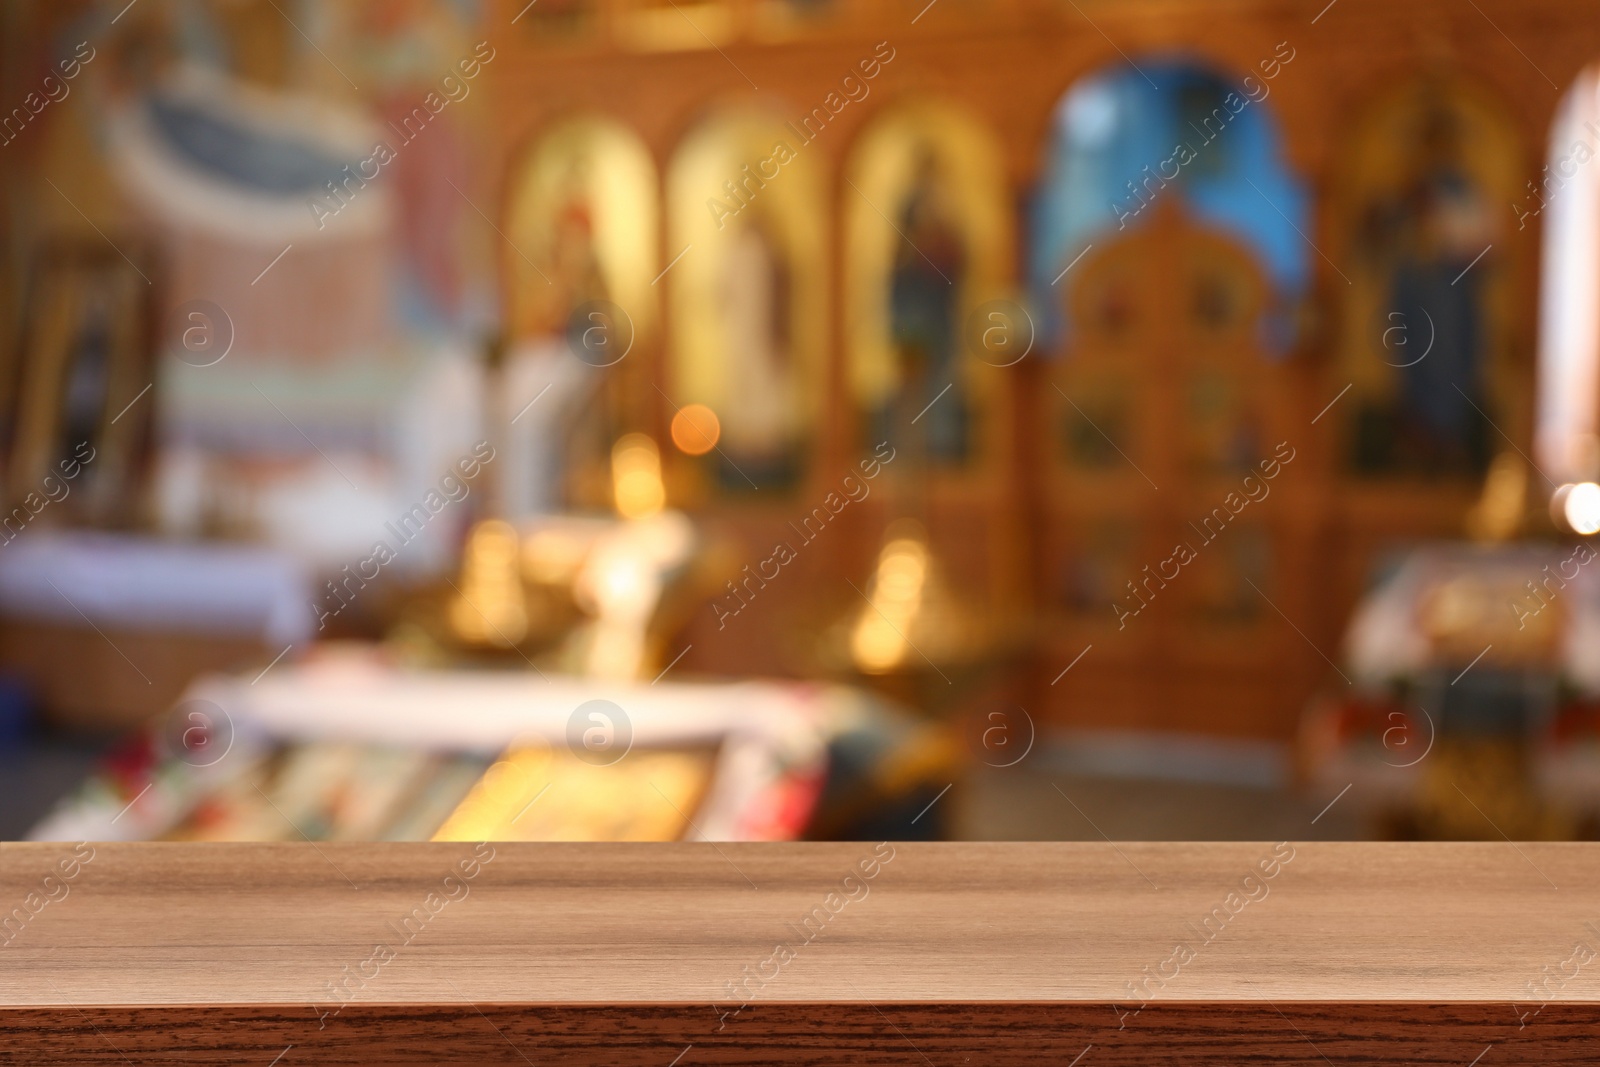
left=844, top=101, right=1010, bottom=481
left=503, top=116, right=658, bottom=511
left=504, top=117, right=657, bottom=345
left=1332, top=76, right=1523, bottom=481
left=713, top=209, right=801, bottom=488
left=667, top=106, right=826, bottom=494
left=882, top=151, right=970, bottom=464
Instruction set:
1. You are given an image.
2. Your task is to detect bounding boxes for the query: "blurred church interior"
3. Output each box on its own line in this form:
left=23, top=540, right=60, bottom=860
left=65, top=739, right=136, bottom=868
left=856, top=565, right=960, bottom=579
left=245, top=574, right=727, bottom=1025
left=3, top=0, right=1600, bottom=842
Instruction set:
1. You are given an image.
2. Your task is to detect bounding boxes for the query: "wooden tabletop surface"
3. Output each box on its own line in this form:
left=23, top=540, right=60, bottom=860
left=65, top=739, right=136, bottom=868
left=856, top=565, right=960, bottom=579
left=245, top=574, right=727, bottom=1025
left=2, top=839, right=1596, bottom=1003
left=5, top=840, right=1600, bottom=1064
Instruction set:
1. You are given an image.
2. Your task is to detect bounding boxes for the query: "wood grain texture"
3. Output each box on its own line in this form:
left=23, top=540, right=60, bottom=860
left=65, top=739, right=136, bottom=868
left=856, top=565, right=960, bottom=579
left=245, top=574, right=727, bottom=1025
left=4, top=841, right=1600, bottom=1063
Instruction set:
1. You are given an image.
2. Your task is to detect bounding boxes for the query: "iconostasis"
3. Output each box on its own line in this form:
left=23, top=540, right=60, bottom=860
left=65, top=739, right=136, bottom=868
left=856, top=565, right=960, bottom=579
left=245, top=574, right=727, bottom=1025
left=484, top=0, right=1582, bottom=738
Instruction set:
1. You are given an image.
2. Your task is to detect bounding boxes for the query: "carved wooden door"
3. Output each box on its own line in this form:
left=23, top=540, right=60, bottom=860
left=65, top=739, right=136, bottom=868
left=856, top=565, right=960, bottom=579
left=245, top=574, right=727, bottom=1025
left=1036, top=203, right=1318, bottom=738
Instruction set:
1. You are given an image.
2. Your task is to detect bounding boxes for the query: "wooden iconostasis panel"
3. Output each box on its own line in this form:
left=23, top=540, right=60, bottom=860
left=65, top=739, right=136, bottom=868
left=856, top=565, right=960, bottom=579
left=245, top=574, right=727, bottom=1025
left=662, top=105, right=834, bottom=677
left=489, top=6, right=1552, bottom=735
left=658, top=98, right=1026, bottom=682
left=840, top=100, right=1024, bottom=631
left=1027, top=57, right=1322, bottom=738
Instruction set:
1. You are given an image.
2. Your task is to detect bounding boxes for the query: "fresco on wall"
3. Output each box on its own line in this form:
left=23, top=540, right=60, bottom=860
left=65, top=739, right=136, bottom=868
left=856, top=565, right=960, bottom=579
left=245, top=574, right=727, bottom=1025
left=844, top=101, right=1010, bottom=478
left=504, top=117, right=656, bottom=346
left=668, top=107, right=826, bottom=493
left=1333, top=77, right=1520, bottom=480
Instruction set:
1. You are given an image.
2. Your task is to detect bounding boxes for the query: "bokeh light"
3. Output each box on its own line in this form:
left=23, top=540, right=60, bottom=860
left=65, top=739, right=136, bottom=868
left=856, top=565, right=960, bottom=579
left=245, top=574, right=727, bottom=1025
left=670, top=404, right=721, bottom=456
left=1564, top=482, right=1600, bottom=535
left=611, top=434, right=666, bottom=519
